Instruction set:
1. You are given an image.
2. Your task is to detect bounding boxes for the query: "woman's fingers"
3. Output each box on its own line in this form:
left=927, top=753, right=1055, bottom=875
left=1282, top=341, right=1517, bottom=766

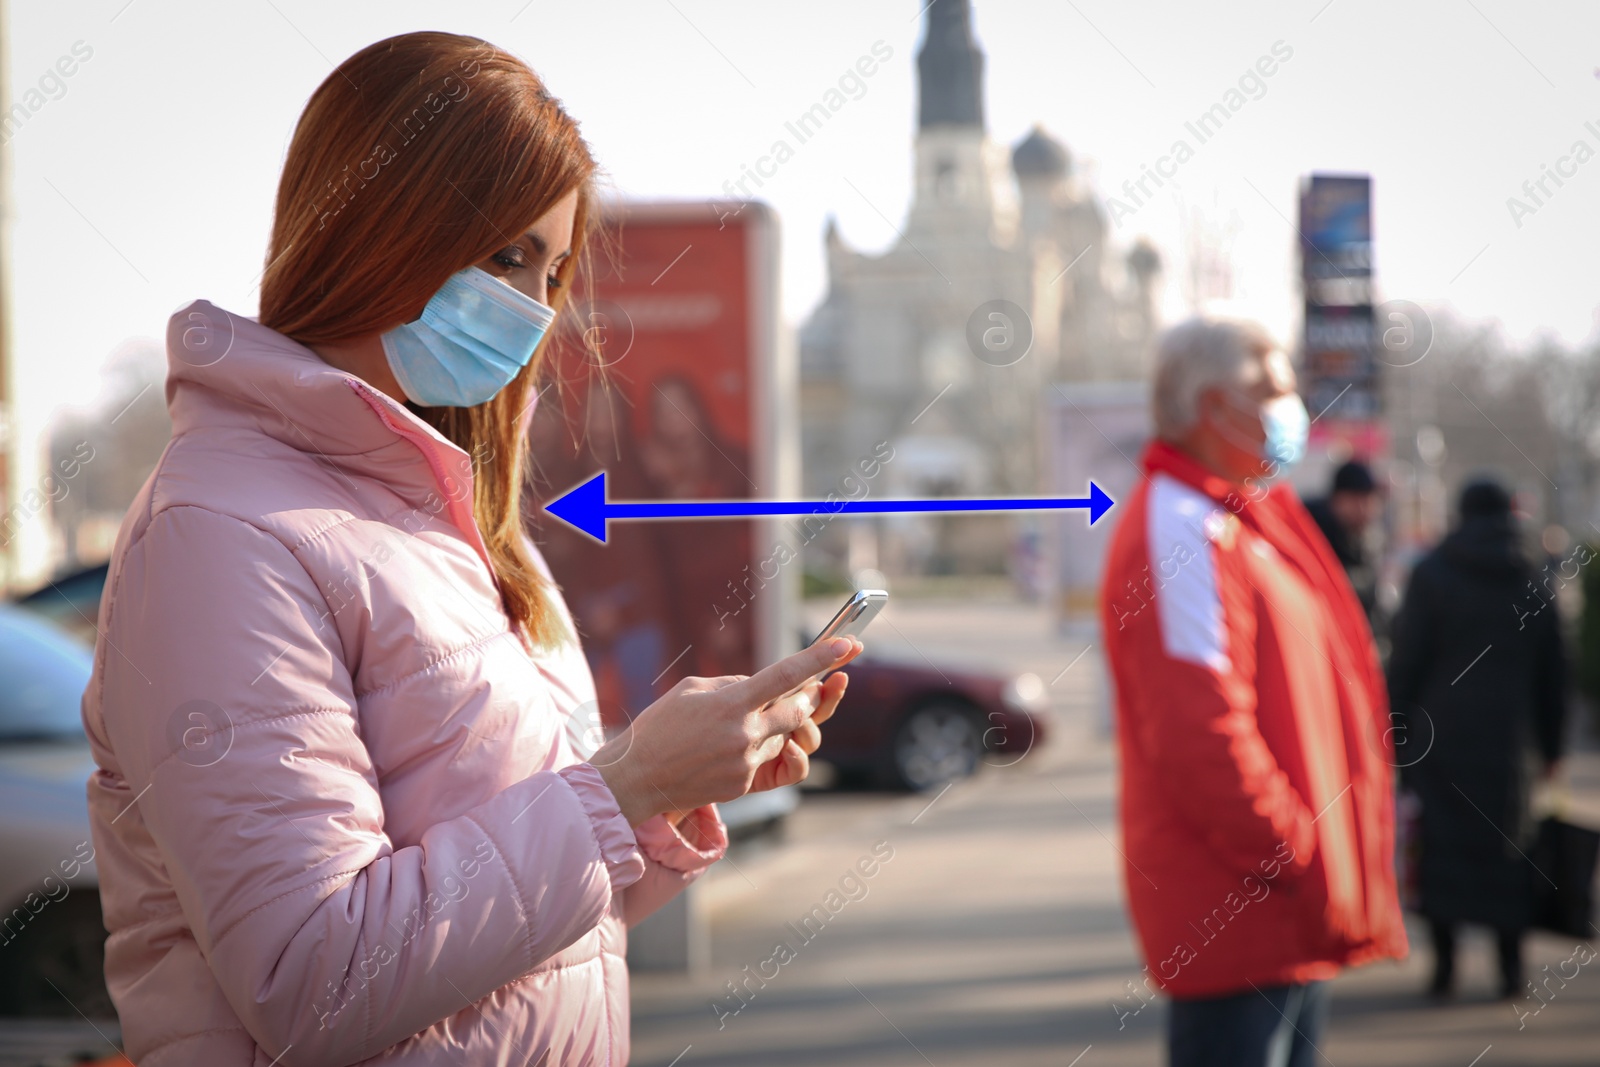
left=775, top=672, right=846, bottom=757
left=763, top=677, right=821, bottom=722
left=750, top=725, right=791, bottom=768
left=722, top=637, right=862, bottom=735
left=752, top=738, right=808, bottom=792
left=695, top=674, right=749, bottom=692
left=780, top=739, right=808, bottom=786
left=791, top=715, right=822, bottom=756
left=808, top=671, right=849, bottom=727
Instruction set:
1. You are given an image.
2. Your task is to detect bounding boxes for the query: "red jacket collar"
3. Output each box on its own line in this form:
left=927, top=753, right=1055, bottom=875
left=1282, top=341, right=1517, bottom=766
left=1141, top=439, right=1241, bottom=506
left=1143, top=435, right=1324, bottom=557
left=1141, top=438, right=1316, bottom=536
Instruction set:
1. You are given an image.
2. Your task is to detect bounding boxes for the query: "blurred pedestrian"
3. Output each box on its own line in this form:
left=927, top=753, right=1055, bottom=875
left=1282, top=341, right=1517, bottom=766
left=1386, top=477, right=1568, bottom=999
left=1101, top=317, right=1407, bottom=1067
left=1304, top=459, right=1384, bottom=635
left=78, top=31, right=861, bottom=1066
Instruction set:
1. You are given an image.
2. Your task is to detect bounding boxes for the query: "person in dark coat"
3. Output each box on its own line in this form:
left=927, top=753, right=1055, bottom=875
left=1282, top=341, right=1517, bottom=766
left=1386, top=478, right=1568, bottom=999
left=1305, top=459, right=1383, bottom=635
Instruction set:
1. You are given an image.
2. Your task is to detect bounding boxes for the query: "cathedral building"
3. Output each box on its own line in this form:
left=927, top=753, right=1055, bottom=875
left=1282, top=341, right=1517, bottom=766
left=799, top=0, right=1160, bottom=576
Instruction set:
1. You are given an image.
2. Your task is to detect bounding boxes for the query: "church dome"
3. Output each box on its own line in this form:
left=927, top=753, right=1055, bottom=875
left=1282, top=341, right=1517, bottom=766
left=1012, top=125, right=1069, bottom=179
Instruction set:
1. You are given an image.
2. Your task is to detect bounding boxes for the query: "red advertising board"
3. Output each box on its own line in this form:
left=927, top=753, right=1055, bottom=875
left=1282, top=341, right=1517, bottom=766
left=524, top=201, right=786, bottom=728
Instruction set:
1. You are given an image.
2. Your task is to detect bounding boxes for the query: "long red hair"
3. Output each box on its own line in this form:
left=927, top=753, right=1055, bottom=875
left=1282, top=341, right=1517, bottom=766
left=259, top=31, right=597, bottom=650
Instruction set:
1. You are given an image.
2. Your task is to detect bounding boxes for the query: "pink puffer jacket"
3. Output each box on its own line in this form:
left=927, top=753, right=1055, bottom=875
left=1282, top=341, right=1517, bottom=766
left=80, top=300, right=727, bottom=1066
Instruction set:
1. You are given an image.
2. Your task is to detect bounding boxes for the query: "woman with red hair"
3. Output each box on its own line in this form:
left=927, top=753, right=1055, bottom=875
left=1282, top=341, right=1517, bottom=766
left=80, top=32, right=858, bottom=1065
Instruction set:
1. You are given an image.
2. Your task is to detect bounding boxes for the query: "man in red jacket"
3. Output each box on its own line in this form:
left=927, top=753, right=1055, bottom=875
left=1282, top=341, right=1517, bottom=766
left=1100, top=317, right=1407, bottom=1066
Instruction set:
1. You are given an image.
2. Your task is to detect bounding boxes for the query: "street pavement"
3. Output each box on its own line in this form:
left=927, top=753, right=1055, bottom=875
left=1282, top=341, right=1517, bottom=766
left=627, top=596, right=1600, bottom=1067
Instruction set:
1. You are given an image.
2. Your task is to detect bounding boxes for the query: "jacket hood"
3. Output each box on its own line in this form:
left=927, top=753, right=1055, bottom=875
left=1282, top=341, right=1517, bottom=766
left=1440, top=514, right=1528, bottom=578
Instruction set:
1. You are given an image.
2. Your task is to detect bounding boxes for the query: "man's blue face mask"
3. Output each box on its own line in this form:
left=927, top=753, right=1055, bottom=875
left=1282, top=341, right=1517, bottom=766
left=1219, top=389, right=1310, bottom=474
left=381, top=266, right=555, bottom=408
left=1259, top=393, right=1310, bottom=470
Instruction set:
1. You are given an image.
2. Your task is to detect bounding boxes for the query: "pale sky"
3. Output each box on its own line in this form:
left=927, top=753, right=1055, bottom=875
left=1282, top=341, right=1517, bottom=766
left=7, top=0, right=1599, bottom=576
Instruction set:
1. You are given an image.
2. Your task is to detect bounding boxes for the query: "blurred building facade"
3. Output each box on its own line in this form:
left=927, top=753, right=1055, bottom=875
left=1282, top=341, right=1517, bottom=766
left=798, top=0, right=1160, bottom=579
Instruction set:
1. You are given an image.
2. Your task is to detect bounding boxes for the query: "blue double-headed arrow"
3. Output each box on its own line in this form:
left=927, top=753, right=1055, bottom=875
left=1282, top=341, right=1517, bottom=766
left=543, top=471, right=1115, bottom=544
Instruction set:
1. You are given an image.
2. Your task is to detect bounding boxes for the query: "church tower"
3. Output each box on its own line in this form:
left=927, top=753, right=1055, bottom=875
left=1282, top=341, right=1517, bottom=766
left=905, top=0, right=1013, bottom=244
left=917, top=0, right=984, bottom=129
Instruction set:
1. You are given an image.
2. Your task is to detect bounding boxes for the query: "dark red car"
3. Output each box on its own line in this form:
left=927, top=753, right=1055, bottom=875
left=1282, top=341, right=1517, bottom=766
left=811, top=646, right=1049, bottom=792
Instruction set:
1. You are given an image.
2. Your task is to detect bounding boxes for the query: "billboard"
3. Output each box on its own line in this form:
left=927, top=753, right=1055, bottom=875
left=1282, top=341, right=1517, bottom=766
left=1302, top=304, right=1378, bottom=420
left=1299, top=173, right=1379, bottom=440
left=1299, top=174, right=1372, bottom=281
left=525, top=201, right=788, bottom=730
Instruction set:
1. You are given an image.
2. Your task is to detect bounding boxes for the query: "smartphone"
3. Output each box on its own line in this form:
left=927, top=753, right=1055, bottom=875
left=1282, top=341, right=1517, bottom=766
left=811, top=588, right=888, bottom=646
left=774, top=589, right=888, bottom=705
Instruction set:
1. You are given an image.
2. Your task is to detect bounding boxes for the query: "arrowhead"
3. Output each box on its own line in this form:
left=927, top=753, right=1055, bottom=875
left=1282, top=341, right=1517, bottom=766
left=1087, top=482, right=1115, bottom=525
left=544, top=471, right=610, bottom=543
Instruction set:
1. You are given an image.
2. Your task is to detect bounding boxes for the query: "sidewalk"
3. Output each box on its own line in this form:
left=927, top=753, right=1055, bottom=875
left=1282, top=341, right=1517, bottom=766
left=628, top=596, right=1600, bottom=1067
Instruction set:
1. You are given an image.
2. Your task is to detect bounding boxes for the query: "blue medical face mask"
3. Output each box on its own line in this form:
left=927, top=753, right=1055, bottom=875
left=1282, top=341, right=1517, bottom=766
left=381, top=266, right=556, bottom=408
left=1258, top=393, right=1310, bottom=470
left=1218, top=390, right=1310, bottom=474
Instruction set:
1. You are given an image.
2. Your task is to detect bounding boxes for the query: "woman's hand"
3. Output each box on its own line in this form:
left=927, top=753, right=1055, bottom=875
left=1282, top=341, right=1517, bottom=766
left=591, top=636, right=862, bottom=826
left=747, top=669, right=849, bottom=794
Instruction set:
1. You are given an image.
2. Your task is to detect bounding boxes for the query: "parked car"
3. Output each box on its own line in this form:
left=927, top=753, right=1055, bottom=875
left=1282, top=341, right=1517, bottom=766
left=809, top=637, right=1050, bottom=791
left=0, top=603, right=112, bottom=1018
left=11, top=561, right=109, bottom=645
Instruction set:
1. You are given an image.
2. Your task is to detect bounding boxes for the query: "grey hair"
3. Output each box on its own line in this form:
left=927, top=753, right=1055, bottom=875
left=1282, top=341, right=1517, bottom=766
left=1150, top=317, right=1278, bottom=440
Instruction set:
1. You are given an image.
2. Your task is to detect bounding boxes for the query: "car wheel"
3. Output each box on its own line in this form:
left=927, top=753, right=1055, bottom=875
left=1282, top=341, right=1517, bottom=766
left=0, top=890, right=114, bottom=1018
left=883, top=701, right=982, bottom=792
